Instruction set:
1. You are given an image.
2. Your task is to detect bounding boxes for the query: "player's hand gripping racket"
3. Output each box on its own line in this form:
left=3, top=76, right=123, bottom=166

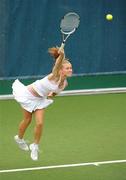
left=60, top=12, right=80, bottom=49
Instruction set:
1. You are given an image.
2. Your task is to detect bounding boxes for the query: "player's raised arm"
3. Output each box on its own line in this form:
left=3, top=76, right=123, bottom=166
left=48, top=47, right=65, bottom=76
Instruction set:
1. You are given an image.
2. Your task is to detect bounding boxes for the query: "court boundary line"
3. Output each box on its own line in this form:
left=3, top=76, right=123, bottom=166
left=0, top=159, right=126, bottom=173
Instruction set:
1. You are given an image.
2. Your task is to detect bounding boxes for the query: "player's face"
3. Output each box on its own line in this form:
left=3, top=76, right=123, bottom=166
left=61, top=63, right=73, bottom=77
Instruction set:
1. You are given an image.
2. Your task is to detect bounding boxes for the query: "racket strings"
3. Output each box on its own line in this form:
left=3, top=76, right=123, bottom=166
left=60, top=13, right=80, bottom=33
left=59, top=12, right=80, bottom=46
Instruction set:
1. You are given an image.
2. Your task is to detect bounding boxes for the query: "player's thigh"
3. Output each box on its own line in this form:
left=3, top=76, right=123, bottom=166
left=22, top=108, right=32, bottom=122
left=34, top=109, right=45, bottom=125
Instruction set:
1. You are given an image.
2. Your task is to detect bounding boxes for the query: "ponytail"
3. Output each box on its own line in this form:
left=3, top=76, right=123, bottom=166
left=48, top=47, right=60, bottom=60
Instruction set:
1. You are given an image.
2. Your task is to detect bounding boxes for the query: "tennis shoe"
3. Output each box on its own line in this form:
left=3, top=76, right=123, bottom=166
left=29, top=143, right=39, bottom=161
left=14, top=135, right=29, bottom=151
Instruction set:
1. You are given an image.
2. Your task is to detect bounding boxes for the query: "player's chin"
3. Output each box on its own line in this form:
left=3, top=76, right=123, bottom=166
left=66, top=72, right=72, bottom=77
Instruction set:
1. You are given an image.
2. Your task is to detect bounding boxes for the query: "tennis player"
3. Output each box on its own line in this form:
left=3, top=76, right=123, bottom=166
left=12, top=47, right=72, bottom=161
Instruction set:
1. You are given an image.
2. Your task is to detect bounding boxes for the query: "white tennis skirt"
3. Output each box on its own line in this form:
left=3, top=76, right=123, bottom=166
left=12, top=79, right=53, bottom=112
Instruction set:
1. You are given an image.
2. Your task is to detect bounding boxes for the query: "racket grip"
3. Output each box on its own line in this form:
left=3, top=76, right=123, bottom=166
left=59, top=42, right=65, bottom=50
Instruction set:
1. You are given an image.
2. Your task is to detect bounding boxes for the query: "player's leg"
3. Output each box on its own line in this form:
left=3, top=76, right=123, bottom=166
left=18, top=108, right=32, bottom=138
left=34, top=108, right=45, bottom=144
left=30, top=108, right=45, bottom=160
left=14, top=108, right=32, bottom=151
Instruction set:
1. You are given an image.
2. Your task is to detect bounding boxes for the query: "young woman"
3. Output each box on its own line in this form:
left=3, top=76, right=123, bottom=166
left=12, top=47, right=73, bottom=161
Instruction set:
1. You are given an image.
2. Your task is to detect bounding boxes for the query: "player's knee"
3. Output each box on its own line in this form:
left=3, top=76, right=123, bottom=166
left=36, top=120, right=43, bottom=127
left=24, top=117, right=32, bottom=124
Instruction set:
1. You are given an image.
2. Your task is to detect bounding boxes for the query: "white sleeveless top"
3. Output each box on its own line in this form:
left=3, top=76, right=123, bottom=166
left=32, top=75, right=67, bottom=97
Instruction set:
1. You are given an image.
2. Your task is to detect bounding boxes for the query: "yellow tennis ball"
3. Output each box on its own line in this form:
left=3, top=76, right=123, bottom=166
left=106, top=14, right=113, bottom=21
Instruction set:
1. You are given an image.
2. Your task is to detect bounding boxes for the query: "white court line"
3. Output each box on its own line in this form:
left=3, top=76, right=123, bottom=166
left=0, top=159, right=126, bottom=173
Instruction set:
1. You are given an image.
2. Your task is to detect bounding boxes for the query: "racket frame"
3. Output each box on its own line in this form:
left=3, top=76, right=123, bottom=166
left=60, top=12, right=80, bottom=49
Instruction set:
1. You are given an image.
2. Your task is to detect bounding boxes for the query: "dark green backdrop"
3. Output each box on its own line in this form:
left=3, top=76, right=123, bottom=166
left=0, top=0, right=126, bottom=79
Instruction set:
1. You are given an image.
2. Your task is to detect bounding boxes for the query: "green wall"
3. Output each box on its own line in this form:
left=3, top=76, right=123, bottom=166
left=1, top=74, right=126, bottom=95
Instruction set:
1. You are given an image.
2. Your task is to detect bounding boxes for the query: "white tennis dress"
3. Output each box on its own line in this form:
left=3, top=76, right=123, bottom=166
left=12, top=75, right=65, bottom=112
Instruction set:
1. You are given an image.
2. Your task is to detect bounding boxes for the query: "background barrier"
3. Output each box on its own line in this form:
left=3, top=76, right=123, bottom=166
left=0, top=0, right=126, bottom=80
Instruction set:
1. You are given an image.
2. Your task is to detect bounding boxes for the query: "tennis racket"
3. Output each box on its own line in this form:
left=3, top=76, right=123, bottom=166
left=60, top=12, right=80, bottom=49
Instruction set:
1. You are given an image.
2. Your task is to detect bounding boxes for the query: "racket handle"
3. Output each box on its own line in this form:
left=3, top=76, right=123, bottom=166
left=59, top=42, right=65, bottom=50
